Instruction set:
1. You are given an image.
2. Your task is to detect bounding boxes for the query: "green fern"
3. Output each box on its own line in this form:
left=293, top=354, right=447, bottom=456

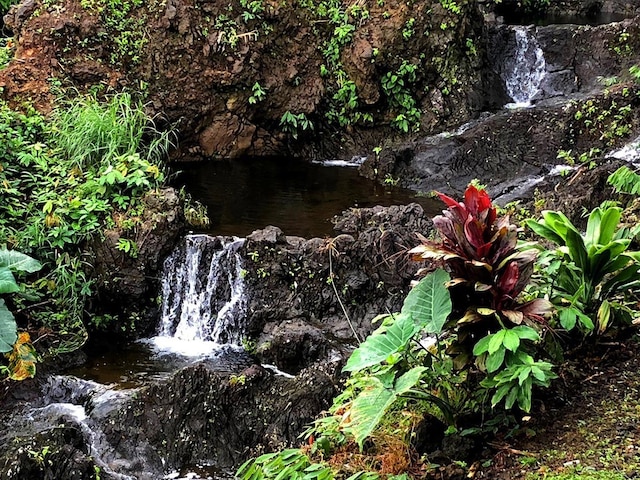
left=608, top=165, right=640, bottom=195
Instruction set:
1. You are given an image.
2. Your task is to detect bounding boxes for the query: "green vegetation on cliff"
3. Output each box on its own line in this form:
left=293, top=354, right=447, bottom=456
left=0, top=91, right=172, bottom=359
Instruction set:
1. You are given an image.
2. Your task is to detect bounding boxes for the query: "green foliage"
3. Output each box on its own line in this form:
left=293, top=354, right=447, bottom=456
left=608, top=165, right=640, bottom=195
left=381, top=62, right=421, bottom=133
left=0, top=249, right=42, bottom=353
left=237, top=449, right=334, bottom=480
left=527, top=205, right=640, bottom=334
left=53, top=92, right=171, bottom=170
left=0, top=0, right=18, bottom=16
left=80, top=0, right=148, bottom=66
left=280, top=111, right=314, bottom=139
left=0, top=37, right=15, bottom=69
left=0, top=93, right=170, bottom=349
left=248, top=82, right=267, bottom=105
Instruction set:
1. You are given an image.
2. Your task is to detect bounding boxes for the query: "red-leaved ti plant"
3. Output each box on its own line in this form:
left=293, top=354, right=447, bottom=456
left=410, top=185, right=553, bottom=365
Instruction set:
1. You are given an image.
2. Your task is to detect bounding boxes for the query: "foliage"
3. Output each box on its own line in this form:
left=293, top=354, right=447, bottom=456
left=52, top=92, right=171, bottom=170
left=0, top=37, right=15, bottom=69
left=280, top=111, right=314, bottom=139
left=79, top=0, right=149, bottom=66
left=0, top=92, right=171, bottom=350
left=526, top=205, right=640, bottom=334
left=411, top=186, right=552, bottom=359
left=0, top=249, right=42, bottom=354
left=381, top=62, right=421, bottom=133
left=608, top=165, right=640, bottom=195
left=237, top=449, right=334, bottom=480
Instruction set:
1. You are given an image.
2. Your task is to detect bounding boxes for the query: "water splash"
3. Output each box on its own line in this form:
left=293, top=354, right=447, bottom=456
left=502, top=26, right=546, bottom=106
left=606, top=134, right=640, bottom=163
left=153, top=235, right=247, bottom=356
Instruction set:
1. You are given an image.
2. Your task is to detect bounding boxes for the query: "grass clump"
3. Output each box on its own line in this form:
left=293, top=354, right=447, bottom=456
left=0, top=91, right=172, bottom=352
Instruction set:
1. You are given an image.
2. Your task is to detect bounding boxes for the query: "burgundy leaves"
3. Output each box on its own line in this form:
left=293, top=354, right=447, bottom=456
left=411, top=185, right=551, bottom=327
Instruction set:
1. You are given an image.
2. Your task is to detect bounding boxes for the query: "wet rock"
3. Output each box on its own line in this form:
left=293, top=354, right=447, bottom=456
left=243, top=203, right=431, bottom=371
left=90, top=187, right=186, bottom=336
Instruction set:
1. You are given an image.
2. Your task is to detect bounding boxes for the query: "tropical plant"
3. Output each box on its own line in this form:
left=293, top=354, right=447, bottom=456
left=526, top=205, right=640, bottom=334
left=0, top=249, right=42, bottom=353
left=410, top=185, right=553, bottom=364
left=0, top=92, right=172, bottom=350
left=0, top=249, right=41, bottom=380
left=608, top=165, right=640, bottom=195
left=408, top=185, right=555, bottom=410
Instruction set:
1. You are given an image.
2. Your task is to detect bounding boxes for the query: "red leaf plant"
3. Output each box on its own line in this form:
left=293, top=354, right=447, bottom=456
left=410, top=185, right=552, bottom=364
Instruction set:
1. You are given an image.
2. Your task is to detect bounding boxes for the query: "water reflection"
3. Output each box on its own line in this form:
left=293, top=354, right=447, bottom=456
left=173, top=157, right=439, bottom=238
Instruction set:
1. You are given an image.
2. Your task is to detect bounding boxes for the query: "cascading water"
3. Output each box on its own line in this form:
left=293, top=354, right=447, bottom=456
left=500, top=26, right=547, bottom=106
left=152, top=234, right=247, bottom=356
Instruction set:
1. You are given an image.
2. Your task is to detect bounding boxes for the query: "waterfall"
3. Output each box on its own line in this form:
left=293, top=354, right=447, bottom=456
left=153, top=234, right=247, bottom=355
left=501, top=26, right=546, bottom=106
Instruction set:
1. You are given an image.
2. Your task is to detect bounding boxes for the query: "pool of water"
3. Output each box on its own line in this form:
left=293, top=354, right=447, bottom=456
left=172, top=157, right=440, bottom=238
left=67, top=342, right=254, bottom=389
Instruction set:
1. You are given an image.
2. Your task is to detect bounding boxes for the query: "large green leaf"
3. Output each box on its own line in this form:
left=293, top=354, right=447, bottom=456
left=0, top=249, right=42, bottom=273
left=0, top=299, right=17, bottom=353
left=565, top=229, right=588, bottom=273
left=0, top=267, right=20, bottom=295
left=344, top=367, right=426, bottom=448
left=343, top=313, right=417, bottom=372
left=525, top=219, right=564, bottom=246
left=596, top=206, right=622, bottom=245
left=401, top=268, right=452, bottom=334
left=585, top=207, right=602, bottom=246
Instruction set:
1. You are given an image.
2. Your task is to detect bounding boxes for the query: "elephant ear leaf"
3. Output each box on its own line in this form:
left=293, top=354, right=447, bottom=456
left=0, top=249, right=42, bottom=274
left=401, top=268, right=452, bottom=334
left=343, top=313, right=417, bottom=372
left=0, top=267, right=20, bottom=295
left=0, top=299, right=17, bottom=353
left=7, top=332, right=37, bottom=381
left=343, top=367, right=426, bottom=448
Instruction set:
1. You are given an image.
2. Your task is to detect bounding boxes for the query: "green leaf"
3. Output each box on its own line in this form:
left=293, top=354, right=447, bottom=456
left=585, top=207, right=602, bottom=246
left=565, top=229, right=588, bottom=272
left=0, top=299, right=17, bottom=353
left=345, top=367, right=425, bottom=448
left=558, top=307, right=577, bottom=331
left=525, top=219, right=564, bottom=246
left=597, top=206, right=622, bottom=245
left=486, top=347, right=505, bottom=373
left=488, top=329, right=506, bottom=355
left=502, top=330, right=520, bottom=352
left=343, top=313, right=417, bottom=372
left=401, top=268, right=452, bottom=334
left=0, top=267, right=20, bottom=295
left=0, top=249, right=42, bottom=273
left=472, top=334, right=492, bottom=356
left=511, top=325, right=540, bottom=342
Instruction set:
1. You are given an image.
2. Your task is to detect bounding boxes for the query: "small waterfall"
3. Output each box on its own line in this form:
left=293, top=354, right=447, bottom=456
left=153, top=234, right=247, bottom=355
left=501, top=26, right=546, bottom=106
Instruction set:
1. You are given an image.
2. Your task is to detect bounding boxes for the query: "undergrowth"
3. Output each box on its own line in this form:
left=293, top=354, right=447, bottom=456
left=0, top=91, right=172, bottom=354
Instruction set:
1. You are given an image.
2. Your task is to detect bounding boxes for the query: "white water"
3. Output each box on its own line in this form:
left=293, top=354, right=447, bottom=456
left=312, top=155, right=367, bottom=167
left=503, top=26, right=546, bottom=107
left=606, top=134, right=640, bottom=163
left=151, top=235, right=247, bottom=357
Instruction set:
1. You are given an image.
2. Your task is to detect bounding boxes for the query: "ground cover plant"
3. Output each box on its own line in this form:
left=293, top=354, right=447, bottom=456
left=0, top=91, right=172, bottom=366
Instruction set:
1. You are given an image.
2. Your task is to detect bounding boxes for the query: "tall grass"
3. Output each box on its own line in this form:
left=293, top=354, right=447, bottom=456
left=52, top=92, right=173, bottom=169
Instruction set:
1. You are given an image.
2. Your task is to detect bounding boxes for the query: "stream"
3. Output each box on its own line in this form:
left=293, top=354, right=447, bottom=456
left=3, top=11, right=640, bottom=480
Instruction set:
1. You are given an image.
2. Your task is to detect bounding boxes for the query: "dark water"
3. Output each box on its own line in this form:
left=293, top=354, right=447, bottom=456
left=502, top=11, right=630, bottom=27
left=67, top=343, right=253, bottom=389
left=173, top=157, right=440, bottom=238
